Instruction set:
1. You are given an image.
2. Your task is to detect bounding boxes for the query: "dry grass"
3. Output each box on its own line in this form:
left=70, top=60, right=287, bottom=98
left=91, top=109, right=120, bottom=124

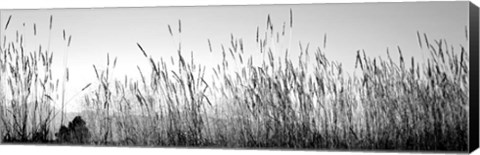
left=0, top=11, right=470, bottom=151
left=0, top=16, right=60, bottom=142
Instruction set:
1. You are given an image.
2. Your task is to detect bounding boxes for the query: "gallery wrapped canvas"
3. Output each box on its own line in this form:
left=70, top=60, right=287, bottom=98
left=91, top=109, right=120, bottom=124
left=0, top=1, right=478, bottom=153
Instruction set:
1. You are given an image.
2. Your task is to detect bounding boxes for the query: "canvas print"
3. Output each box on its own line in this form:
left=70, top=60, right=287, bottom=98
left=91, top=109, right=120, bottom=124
left=0, top=1, right=478, bottom=152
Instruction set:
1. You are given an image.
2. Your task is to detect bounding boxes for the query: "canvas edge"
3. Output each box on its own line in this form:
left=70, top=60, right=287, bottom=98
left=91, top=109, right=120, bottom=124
left=469, top=1, right=480, bottom=153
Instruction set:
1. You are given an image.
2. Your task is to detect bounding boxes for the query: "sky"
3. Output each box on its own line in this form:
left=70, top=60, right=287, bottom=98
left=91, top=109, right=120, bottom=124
left=0, top=1, right=470, bottom=112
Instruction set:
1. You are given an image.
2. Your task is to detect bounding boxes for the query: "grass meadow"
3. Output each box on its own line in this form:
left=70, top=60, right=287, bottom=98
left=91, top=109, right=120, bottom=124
left=0, top=10, right=470, bottom=151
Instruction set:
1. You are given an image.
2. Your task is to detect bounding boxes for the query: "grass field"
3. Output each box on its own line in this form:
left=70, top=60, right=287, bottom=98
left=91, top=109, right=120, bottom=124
left=0, top=11, right=469, bottom=151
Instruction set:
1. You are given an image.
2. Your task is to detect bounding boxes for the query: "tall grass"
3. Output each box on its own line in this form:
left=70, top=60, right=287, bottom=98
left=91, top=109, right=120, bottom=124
left=0, top=11, right=469, bottom=151
left=0, top=15, right=61, bottom=142
left=0, top=15, right=77, bottom=143
left=79, top=12, right=469, bottom=151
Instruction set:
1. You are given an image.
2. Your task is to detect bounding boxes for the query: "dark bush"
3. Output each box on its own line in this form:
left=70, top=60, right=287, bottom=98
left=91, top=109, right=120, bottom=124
left=56, top=116, right=91, bottom=144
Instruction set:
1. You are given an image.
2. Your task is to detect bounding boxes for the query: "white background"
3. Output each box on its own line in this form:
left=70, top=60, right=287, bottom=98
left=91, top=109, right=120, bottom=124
left=0, top=0, right=478, bottom=155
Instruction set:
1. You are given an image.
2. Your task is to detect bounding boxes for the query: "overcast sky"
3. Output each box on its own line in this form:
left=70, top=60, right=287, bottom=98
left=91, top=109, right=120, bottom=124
left=0, top=1, right=469, bottom=112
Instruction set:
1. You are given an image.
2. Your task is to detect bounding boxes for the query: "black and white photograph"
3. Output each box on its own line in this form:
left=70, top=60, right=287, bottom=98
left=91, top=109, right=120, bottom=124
left=0, top=0, right=478, bottom=154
